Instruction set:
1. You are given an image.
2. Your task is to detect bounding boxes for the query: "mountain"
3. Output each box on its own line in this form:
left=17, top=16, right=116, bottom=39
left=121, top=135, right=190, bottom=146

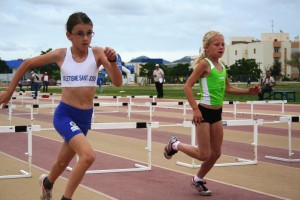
left=129, top=56, right=150, bottom=62
left=173, top=56, right=193, bottom=64
left=129, top=55, right=192, bottom=64
left=129, top=56, right=172, bottom=64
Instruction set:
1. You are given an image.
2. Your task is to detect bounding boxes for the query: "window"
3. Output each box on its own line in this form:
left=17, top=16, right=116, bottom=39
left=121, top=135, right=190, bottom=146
left=253, top=48, right=256, bottom=54
left=235, top=50, right=237, bottom=55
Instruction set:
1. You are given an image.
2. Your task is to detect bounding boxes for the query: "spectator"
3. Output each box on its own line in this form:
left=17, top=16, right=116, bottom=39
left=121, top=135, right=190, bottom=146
left=153, top=64, right=164, bottom=98
left=258, top=70, right=276, bottom=100
left=30, top=71, right=39, bottom=97
left=97, top=71, right=105, bottom=93
left=247, top=77, right=251, bottom=87
left=18, top=79, right=24, bottom=92
left=41, top=72, right=50, bottom=92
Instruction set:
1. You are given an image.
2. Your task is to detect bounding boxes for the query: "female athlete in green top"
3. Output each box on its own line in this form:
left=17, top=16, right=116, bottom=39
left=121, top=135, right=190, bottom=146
left=199, top=57, right=227, bottom=106
left=163, top=30, right=260, bottom=196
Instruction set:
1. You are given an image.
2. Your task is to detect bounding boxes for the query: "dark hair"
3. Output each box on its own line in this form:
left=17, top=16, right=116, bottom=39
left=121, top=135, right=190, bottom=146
left=66, top=12, right=93, bottom=33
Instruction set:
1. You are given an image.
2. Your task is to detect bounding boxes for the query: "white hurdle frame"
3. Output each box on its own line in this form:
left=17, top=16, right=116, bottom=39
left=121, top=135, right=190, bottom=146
left=126, top=96, right=156, bottom=117
left=0, top=125, right=40, bottom=179
left=146, top=101, right=185, bottom=122
left=93, top=96, right=121, bottom=112
left=92, top=102, right=130, bottom=123
left=25, top=104, right=58, bottom=121
left=66, top=121, right=159, bottom=174
left=265, top=116, right=300, bottom=162
left=246, top=100, right=287, bottom=119
left=176, top=119, right=263, bottom=168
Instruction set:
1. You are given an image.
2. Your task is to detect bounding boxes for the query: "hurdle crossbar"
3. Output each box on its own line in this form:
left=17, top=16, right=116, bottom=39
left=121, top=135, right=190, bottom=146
left=245, top=100, right=287, bottom=119
left=66, top=122, right=159, bottom=174
left=92, top=102, right=130, bottom=122
left=265, top=116, right=300, bottom=162
left=25, top=104, right=58, bottom=121
left=126, top=96, right=156, bottom=118
left=176, top=119, right=263, bottom=168
left=146, top=101, right=185, bottom=121
left=0, top=125, right=40, bottom=179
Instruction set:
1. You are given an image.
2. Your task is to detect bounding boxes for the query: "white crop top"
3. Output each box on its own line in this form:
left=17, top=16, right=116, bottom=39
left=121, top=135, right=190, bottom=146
left=60, top=47, right=98, bottom=87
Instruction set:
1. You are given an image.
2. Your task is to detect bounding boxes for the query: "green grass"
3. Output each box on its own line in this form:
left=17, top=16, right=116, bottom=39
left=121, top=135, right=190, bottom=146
left=43, top=82, right=300, bottom=104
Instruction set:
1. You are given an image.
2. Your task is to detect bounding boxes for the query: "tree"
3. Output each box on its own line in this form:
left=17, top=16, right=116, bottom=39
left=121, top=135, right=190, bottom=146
left=0, top=59, right=11, bottom=73
left=226, top=58, right=261, bottom=82
left=286, top=52, right=300, bottom=80
left=270, top=61, right=282, bottom=80
left=168, top=63, right=191, bottom=77
left=35, top=48, right=60, bottom=82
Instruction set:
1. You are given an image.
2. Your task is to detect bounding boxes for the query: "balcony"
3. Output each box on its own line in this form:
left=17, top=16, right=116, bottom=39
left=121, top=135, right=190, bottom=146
left=273, top=41, right=281, bottom=48
left=273, top=52, right=281, bottom=58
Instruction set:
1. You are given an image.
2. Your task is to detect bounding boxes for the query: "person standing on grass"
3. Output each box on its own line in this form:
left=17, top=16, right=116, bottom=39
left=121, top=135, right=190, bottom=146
left=30, top=70, right=40, bottom=97
left=41, top=72, right=50, bottom=92
left=0, top=12, right=122, bottom=200
left=163, top=30, right=260, bottom=196
left=153, top=64, right=164, bottom=98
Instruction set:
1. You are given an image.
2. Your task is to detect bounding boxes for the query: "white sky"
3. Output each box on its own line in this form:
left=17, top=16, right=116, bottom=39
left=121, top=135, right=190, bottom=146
left=0, top=0, right=299, bottom=62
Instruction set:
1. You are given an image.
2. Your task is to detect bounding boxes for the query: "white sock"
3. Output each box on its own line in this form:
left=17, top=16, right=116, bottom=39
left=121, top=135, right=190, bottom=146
left=193, top=175, right=203, bottom=182
left=172, top=141, right=180, bottom=150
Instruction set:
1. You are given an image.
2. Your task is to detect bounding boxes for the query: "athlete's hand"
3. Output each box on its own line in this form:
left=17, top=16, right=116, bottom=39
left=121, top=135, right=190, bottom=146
left=249, top=84, right=261, bottom=95
left=0, top=91, right=12, bottom=108
left=104, top=47, right=117, bottom=62
left=192, top=109, right=203, bottom=126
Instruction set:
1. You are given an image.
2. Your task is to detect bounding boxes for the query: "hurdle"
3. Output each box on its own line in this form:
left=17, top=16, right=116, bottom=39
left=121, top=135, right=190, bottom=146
left=66, top=121, right=159, bottom=174
left=94, top=96, right=121, bottom=112
left=6, top=103, right=36, bottom=122
left=25, top=104, right=58, bottom=121
left=265, top=116, right=300, bottom=162
left=0, top=125, right=40, bottom=179
left=127, top=95, right=156, bottom=104
left=92, top=102, right=130, bottom=123
left=246, top=100, right=287, bottom=119
left=145, top=101, right=185, bottom=122
left=176, top=119, right=263, bottom=168
left=10, top=96, right=38, bottom=106
left=126, top=96, right=156, bottom=116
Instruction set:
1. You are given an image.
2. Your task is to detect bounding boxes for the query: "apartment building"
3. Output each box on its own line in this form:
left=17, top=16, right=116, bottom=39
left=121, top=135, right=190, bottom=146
left=222, top=33, right=299, bottom=79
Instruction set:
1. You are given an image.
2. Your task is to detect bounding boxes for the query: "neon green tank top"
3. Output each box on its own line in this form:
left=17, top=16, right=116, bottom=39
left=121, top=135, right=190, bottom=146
left=199, top=58, right=226, bottom=106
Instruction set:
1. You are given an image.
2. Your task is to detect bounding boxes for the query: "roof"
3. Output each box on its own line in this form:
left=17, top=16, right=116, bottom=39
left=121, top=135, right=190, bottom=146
left=6, top=60, right=25, bottom=69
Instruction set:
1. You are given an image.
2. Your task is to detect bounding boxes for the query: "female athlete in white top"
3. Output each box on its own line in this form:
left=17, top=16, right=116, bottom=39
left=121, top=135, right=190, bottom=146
left=0, top=12, right=122, bottom=200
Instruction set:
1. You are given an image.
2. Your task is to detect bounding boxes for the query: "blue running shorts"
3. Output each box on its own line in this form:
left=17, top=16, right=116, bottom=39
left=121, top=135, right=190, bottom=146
left=53, top=101, right=93, bottom=143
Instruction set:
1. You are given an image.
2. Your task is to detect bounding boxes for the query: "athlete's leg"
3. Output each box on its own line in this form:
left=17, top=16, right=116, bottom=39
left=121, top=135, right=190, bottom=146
left=178, top=122, right=211, bottom=161
left=63, top=133, right=96, bottom=198
left=47, top=141, right=76, bottom=184
left=197, top=121, right=223, bottom=178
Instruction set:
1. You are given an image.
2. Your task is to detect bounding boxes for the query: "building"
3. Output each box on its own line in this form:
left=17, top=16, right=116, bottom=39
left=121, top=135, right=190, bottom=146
left=222, top=32, right=299, bottom=79
left=0, top=59, right=25, bottom=83
left=291, top=36, right=300, bottom=78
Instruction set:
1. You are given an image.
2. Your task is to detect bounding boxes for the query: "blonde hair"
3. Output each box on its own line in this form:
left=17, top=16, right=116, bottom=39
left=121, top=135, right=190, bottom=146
left=190, top=30, right=223, bottom=69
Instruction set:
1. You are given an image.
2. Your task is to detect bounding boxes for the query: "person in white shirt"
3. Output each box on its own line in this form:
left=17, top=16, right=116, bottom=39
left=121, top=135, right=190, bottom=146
left=152, top=64, right=164, bottom=98
left=42, top=72, right=49, bottom=92
left=258, top=70, right=276, bottom=100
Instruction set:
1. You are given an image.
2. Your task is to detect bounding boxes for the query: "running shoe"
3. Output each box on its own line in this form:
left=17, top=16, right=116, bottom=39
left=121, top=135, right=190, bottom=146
left=39, top=174, right=53, bottom=200
left=164, top=135, right=178, bottom=159
left=191, top=177, right=212, bottom=196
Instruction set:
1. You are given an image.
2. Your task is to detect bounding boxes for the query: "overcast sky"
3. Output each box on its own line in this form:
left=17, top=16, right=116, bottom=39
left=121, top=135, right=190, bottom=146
left=0, top=0, right=299, bottom=63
